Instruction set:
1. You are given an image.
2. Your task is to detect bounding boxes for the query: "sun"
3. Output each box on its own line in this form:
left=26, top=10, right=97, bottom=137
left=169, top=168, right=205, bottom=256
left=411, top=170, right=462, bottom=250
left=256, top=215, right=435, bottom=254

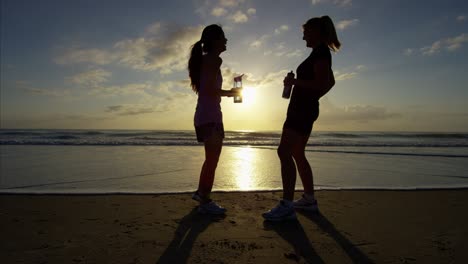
left=241, top=86, right=256, bottom=106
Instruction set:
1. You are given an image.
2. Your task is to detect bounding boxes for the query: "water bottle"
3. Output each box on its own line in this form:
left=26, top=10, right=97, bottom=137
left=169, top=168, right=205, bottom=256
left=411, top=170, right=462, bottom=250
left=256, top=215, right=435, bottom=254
left=233, top=74, right=244, bottom=103
left=282, top=71, right=295, bottom=99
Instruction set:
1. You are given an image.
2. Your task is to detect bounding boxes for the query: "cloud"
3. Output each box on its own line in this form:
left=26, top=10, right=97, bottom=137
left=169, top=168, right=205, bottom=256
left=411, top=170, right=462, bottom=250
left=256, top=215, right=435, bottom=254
left=249, top=38, right=304, bottom=58
left=62, top=114, right=110, bottom=121
left=55, top=23, right=203, bottom=74
left=334, top=65, right=366, bottom=81
left=404, top=48, right=414, bottom=56
left=286, top=49, right=304, bottom=58
left=116, top=24, right=203, bottom=73
left=196, top=0, right=255, bottom=24
left=23, top=88, right=71, bottom=97
left=355, top=65, right=367, bottom=71
left=229, top=10, right=249, bottom=23
left=335, top=72, right=359, bottom=81
left=312, top=0, right=352, bottom=7
left=420, top=33, right=468, bottom=55
left=155, top=79, right=191, bottom=95
left=249, top=25, right=299, bottom=57
left=247, top=8, right=256, bottom=15
left=65, top=70, right=185, bottom=100
left=211, top=7, right=227, bottom=17
left=319, top=97, right=401, bottom=123
left=221, top=67, right=290, bottom=89
left=105, top=105, right=123, bottom=112
left=99, top=81, right=193, bottom=116
left=90, top=83, right=154, bottom=97
left=336, top=19, right=359, bottom=31
left=248, top=24, right=302, bottom=58
left=55, top=48, right=116, bottom=65
left=457, top=15, right=466, bottom=22
left=219, top=0, right=242, bottom=7
left=274, top=25, right=289, bottom=35
left=105, top=104, right=158, bottom=116
left=445, top=33, right=468, bottom=51
left=18, top=81, right=71, bottom=97
left=145, top=22, right=162, bottom=35
left=15, top=80, right=32, bottom=87
left=420, top=40, right=444, bottom=55
left=258, top=41, right=304, bottom=58
left=68, top=68, right=112, bottom=87
left=249, top=34, right=270, bottom=48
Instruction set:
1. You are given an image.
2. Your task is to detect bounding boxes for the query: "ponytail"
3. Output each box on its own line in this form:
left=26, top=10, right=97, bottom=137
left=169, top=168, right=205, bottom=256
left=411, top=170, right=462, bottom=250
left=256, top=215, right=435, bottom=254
left=188, top=24, right=225, bottom=93
left=320, top=16, right=341, bottom=52
left=188, top=40, right=203, bottom=93
left=303, top=16, right=341, bottom=52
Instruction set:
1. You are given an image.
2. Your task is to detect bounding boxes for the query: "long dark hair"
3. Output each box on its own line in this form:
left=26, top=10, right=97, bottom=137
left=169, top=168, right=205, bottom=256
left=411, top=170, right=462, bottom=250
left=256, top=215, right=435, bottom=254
left=188, top=24, right=225, bottom=93
left=303, top=16, right=341, bottom=52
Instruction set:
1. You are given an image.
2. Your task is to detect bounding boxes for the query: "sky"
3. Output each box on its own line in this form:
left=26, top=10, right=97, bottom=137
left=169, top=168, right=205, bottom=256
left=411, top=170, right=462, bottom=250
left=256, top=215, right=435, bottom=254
left=1, top=0, right=467, bottom=132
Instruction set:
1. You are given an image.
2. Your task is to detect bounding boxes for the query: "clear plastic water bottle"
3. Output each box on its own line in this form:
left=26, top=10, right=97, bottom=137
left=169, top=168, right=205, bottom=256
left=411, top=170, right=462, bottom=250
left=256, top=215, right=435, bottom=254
left=233, top=74, right=244, bottom=103
left=282, top=71, right=295, bottom=99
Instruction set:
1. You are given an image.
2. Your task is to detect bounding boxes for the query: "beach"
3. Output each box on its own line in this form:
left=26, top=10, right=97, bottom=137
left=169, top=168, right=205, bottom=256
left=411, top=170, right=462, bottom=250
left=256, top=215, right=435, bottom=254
left=1, top=190, right=468, bottom=263
left=1, top=130, right=468, bottom=263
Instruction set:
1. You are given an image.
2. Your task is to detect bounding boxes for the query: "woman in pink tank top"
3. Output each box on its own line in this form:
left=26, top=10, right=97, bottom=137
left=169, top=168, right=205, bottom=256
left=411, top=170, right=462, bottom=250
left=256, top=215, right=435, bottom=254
left=188, top=24, right=240, bottom=215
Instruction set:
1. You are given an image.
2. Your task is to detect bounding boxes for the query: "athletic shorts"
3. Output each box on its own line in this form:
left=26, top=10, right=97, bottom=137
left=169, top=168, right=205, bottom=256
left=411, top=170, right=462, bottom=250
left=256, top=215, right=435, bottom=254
left=195, top=122, right=225, bottom=143
left=283, top=108, right=319, bottom=136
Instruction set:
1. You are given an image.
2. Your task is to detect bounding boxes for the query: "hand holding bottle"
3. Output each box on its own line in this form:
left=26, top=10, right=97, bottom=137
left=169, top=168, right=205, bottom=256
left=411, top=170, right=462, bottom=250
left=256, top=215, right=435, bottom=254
left=282, top=71, right=295, bottom=99
left=229, top=88, right=242, bottom=97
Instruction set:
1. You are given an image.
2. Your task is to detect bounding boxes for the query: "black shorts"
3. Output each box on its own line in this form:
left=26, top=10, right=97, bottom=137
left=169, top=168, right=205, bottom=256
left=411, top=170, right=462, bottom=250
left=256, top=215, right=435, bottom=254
left=195, top=122, right=225, bottom=143
left=283, top=108, right=319, bottom=136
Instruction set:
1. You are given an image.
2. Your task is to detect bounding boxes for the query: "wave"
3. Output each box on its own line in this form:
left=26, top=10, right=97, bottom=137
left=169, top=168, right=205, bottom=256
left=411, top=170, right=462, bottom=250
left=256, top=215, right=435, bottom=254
left=2, top=140, right=468, bottom=148
left=316, top=132, right=468, bottom=139
left=1, top=129, right=468, bottom=148
left=251, top=146, right=468, bottom=158
left=305, top=149, right=468, bottom=158
left=2, top=186, right=468, bottom=195
left=45, top=135, right=80, bottom=140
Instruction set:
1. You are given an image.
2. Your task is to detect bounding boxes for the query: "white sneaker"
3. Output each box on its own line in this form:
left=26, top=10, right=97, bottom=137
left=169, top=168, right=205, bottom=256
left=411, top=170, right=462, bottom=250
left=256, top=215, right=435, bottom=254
left=262, top=200, right=297, bottom=221
left=293, top=194, right=319, bottom=212
left=198, top=201, right=226, bottom=215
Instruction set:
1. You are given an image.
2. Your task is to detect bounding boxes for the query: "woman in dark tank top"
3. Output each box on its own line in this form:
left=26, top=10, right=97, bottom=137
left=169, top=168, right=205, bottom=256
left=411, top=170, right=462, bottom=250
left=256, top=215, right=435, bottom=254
left=286, top=43, right=332, bottom=133
left=263, top=16, right=341, bottom=221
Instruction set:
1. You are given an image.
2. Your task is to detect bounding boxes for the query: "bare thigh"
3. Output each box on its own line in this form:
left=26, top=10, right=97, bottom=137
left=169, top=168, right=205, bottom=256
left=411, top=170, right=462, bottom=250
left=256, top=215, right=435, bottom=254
left=204, top=130, right=223, bottom=159
left=279, top=128, right=310, bottom=155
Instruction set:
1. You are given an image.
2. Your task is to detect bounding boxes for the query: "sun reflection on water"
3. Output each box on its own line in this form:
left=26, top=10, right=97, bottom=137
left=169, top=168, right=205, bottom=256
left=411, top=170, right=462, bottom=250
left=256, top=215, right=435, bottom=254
left=231, top=147, right=257, bottom=190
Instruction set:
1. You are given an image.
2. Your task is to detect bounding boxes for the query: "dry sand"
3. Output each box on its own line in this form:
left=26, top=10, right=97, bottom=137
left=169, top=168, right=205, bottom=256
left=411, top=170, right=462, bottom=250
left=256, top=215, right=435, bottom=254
left=1, top=190, right=468, bottom=263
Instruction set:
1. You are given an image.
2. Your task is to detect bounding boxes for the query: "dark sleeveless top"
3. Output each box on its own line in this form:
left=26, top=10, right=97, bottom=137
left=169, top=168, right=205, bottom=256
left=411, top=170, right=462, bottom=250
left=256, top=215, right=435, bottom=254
left=287, top=44, right=331, bottom=120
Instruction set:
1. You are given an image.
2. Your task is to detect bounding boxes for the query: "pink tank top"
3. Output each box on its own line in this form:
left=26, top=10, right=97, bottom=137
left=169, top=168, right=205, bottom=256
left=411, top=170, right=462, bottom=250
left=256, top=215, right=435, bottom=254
left=194, top=70, right=223, bottom=126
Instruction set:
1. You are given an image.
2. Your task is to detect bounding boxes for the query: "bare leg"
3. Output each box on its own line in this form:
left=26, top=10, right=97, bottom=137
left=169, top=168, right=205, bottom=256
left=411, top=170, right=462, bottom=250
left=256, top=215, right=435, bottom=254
left=197, top=133, right=222, bottom=203
left=277, top=128, right=303, bottom=201
left=292, top=132, right=315, bottom=197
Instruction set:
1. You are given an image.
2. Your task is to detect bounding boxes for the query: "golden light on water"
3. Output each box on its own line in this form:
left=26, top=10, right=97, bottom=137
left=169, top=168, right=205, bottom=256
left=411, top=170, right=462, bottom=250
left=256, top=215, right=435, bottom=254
left=232, top=147, right=256, bottom=190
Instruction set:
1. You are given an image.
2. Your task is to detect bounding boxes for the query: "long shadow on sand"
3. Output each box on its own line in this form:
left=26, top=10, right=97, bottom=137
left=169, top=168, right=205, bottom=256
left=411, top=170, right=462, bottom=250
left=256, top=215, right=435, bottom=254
left=298, top=211, right=374, bottom=264
left=263, top=219, right=325, bottom=263
left=156, top=208, right=224, bottom=264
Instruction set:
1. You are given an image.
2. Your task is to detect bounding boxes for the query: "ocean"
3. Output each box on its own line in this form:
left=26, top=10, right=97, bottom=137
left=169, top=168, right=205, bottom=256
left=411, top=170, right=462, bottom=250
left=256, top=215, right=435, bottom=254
left=1, top=129, right=467, bottom=194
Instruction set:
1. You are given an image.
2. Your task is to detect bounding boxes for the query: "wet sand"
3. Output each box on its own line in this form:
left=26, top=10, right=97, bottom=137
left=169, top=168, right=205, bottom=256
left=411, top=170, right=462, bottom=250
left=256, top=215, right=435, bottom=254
left=1, top=190, right=468, bottom=263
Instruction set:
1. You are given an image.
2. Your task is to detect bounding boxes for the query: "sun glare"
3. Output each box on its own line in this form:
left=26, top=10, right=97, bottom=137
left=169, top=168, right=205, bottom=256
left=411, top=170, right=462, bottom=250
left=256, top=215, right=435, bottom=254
left=241, top=86, right=256, bottom=106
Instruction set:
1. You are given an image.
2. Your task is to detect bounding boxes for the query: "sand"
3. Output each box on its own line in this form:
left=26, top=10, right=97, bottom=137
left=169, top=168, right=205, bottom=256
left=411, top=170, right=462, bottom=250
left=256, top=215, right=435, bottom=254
left=1, top=190, right=468, bottom=263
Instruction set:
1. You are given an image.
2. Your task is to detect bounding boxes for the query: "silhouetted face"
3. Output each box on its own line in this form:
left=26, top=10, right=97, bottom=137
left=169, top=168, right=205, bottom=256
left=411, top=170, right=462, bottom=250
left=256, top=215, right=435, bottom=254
left=302, top=25, right=321, bottom=48
left=212, top=33, right=227, bottom=53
